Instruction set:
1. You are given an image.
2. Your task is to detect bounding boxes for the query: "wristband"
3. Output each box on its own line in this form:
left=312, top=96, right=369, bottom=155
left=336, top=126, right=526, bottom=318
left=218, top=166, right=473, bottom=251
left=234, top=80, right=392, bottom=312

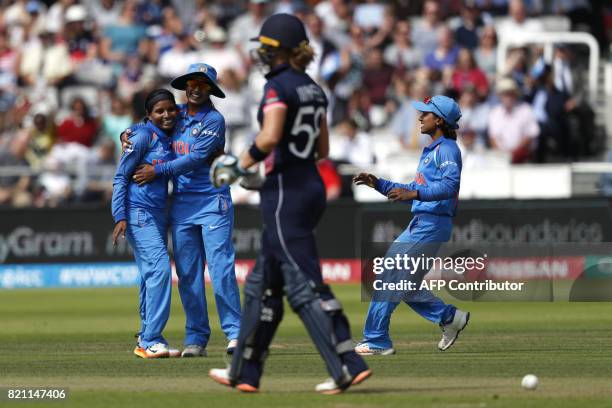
left=248, top=143, right=269, bottom=162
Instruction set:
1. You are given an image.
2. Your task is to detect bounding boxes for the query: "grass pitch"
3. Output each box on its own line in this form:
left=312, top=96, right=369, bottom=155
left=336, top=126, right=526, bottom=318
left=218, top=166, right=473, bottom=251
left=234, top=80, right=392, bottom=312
left=1, top=284, right=611, bottom=407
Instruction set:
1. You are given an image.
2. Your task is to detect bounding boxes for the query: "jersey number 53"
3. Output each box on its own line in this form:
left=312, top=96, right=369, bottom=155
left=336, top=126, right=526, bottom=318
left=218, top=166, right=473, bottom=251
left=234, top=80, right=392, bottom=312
left=289, top=106, right=325, bottom=159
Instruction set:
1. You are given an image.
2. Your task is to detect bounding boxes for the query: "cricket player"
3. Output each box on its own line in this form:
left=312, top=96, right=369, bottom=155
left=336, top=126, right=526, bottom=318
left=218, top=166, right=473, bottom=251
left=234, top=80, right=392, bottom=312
left=129, top=64, right=241, bottom=356
left=207, top=13, right=371, bottom=395
left=353, top=95, right=470, bottom=356
left=111, top=89, right=178, bottom=358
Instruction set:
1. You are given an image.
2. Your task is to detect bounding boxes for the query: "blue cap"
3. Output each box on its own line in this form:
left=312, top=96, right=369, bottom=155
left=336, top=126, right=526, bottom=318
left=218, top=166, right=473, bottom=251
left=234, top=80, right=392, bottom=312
left=412, top=95, right=462, bottom=130
left=170, top=63, right=225, bottom=98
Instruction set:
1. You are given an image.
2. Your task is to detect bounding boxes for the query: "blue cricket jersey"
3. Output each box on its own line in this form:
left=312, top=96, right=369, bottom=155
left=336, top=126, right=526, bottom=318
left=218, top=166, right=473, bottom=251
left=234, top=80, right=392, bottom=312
left=375, top=136, right=462, bottom=217
left=153, top=103, right=228, bottom=195
left=111, top=121, right=173, bottom=223
left=257, top=64, right=328, bottom=175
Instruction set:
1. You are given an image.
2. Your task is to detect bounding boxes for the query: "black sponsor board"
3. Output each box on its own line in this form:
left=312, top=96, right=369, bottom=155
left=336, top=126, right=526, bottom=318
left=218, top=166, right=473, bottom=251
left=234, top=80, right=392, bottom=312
left=1, top=199, right=611, bottom=264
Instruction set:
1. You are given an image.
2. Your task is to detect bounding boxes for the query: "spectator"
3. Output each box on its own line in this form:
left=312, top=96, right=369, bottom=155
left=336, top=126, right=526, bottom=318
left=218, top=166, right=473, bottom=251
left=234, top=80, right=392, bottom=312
left=102, top=95, right=132, bottom=157
left=77, top=138, right=116, bottom=202
left=488, top=77, right=540, bottom=163
left=330, top=118, right=375, bottom=168
left=228, top=0, right=269, bottom=64
left=457, top=126, right=488, bottom=169
left=412, top=0, right=444, bottom=57
left=22, top=111, right=56, bottom=171
left=424, top=26, right=460, bottom=72
left=458, top=86, right=490, bottom=143
left=453, top=0, right=483, bottom=50
left=63, top=4, right=94, bottom=62
left=305, top=13, right=337, bottom=83
left=84, top=0, right=122, bottom=29
left=45, top=0, right=75, bottom=35
left=116, top=55, right=157, bottom=102
left=474, top=24, right=497, bottom=81
left=197, top=26, right=246, bottom=82
left=526, top=61, right=574, bottom=162
left=0, top=133, right=33, bottom=207
left=315, top=0, right=353, bottom=49
left=214, top=68, right=251, bottom=153
left=384, top=20, right=423, bottom=75
left=496, top=0, right=543, bottom=39
left=450, top=48, right=489, bottom=100
left=390, top=80, right=432, bottom=151
left=19, top=25, right=72, bottom=88
left=0, top=30, right=20, bottom=114
left=362, top=47, right=393, bottom=108
left=56, top=97, right=99, bottom=147
left=100, top=1, right=147, bottom=70
left=157, top=33, right=197, bottom=80
left=354, top=0, right=386, bottom=31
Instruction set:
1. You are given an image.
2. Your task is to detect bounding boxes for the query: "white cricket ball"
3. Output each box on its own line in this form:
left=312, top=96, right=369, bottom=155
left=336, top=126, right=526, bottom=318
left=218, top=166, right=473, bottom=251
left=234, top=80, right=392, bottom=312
left=521, top=374, right=539, bottom=390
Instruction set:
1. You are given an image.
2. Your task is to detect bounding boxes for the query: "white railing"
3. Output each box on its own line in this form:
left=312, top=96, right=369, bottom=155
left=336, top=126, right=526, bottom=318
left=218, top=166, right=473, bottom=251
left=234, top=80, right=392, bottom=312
left=497, top=32, right=600, bottom=104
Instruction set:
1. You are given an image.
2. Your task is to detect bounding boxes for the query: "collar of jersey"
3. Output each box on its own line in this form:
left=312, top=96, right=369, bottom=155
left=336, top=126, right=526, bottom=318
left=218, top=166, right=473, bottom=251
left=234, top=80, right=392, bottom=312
left=179, top=102, right=213, bottom=124
left=265, top=63, right=291, bottom=80
left=424, top=136, right=446, bottom=151
left=145, top=120, right=171, bottom=140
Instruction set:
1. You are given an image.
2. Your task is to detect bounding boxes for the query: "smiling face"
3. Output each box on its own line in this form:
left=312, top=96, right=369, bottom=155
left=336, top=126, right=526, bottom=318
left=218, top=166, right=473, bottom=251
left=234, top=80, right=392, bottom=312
left=418, top=111, right=443, bottom=135
left=185, top=78, right=211, bottom=106
left=148, top=99, right=178, bottom=131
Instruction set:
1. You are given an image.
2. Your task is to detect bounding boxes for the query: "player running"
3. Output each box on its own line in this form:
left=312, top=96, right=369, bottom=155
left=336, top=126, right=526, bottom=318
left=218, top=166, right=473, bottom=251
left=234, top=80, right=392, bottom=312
left=127, top=63, right=241, bottom=357
left=207, top=14, right=371, bottom=394
left=111, top=89, right=178, bottom=358
left=353, top=95, right=470, bottom=356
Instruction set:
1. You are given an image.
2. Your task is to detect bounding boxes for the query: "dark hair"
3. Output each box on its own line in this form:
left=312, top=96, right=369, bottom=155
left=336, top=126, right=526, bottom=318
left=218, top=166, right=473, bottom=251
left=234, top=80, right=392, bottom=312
left=144, top=89, right=176, bottom=114
left=439, top=120, right=457, bottom=140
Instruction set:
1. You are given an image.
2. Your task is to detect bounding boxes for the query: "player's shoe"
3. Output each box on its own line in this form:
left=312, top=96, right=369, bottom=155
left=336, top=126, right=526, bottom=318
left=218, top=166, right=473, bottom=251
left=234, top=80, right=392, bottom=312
left=315, top=368, right=373, bottom=395
left=181, top=344, right=207, bottom=357
left=168, top=347, right=181, bottom=358
left=438, top=309, right=470, bottom=351
left=226, top=339, right=238, bottom=355
left=354, top=342, right=396, bottom=356
left=134, top=343, right=170, bottom=358
left=208, top=368, right=259, bottom=393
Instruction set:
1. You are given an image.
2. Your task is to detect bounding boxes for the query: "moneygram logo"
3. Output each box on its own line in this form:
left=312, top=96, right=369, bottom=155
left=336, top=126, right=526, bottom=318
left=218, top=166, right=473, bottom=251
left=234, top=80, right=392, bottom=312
left=0, top=227, right=94, bottom=263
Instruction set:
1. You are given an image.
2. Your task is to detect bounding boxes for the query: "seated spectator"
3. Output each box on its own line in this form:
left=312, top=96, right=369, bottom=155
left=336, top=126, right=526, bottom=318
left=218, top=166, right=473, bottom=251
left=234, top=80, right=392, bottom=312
left=215, top=69, right=251, bottom=153
left=412, top=0, right=444, bottom=57
left=496, top=0, right=543, bottom=40
left=315, top=0, right=352, bottom=49
left=390, top=80, right=432, bottom=151
left=228, top=0, right=269, bottom=65
left=0, top=30, right=20, bottom=115
left=157, top=33, right=197, bottom=80
left=488, top=77, right=540, bottom=163
left=20, top=25, right=73, bottom=88
left=56, top=97, right=98, bottom=147
left=450, top=48, right=489, bottom=100
left=362, top=47, right=394, bottom=108
left=453, top=0, right=483, bottom=50
left=330, top=119, right=375, bottom=168
left=424, top=26, right=460, bottom=72
left=0, top=133, right=32, bottom=207
left=22, top=111, right=56, bottom=171
left=305, top=13, right=337, bottom=83
left=102, top=95, right=132, bottom=157
left=85, top=0, right=121, bottom=29
left=100, top=1, right=147, bottom=70
left=457, top=127, right=488, bottom=169
left=64, top=4, right=94, bottom=63
left=526, top=61, right=574, bottom=162
left=77, top=139, right=116, bottom=202
left=458, top=86, right=490, bottom=143
left=197, top=26, right=246, bottom=82
left=384, top=20, right=423, bottom=75
left=474, top=25, right=497, bottom=82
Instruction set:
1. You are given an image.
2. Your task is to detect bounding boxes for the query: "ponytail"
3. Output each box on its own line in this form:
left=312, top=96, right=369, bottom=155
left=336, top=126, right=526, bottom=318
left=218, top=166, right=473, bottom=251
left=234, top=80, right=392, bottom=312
left=439, top=121, right=457, bottom=140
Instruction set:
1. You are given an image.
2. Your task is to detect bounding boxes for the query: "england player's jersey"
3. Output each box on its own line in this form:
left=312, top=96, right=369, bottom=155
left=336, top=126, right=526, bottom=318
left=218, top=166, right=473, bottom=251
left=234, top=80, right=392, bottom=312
left=257, top=64, right=328, bottom=174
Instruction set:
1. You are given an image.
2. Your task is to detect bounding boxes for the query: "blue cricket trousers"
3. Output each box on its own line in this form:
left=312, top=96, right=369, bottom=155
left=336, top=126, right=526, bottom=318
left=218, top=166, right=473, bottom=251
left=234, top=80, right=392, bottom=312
left=126, top=207, right=172, bottom=349
left=363, top=213, right=457, bottom=349
left=170, top=192, right=241, bottom=346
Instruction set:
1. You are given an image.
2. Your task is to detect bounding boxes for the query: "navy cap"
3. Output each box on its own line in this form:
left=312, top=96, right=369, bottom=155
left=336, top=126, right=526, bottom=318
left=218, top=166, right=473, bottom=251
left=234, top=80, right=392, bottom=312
left=170, top=63, right=225, bottom=98
left=412, top=95, right=462, bottom=130
left=251, top=13, right=309, bottom=49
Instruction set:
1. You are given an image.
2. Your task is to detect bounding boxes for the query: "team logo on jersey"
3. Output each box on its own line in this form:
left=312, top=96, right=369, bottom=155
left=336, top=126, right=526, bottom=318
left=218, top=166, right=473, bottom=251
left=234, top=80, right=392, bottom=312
left=192, top=128, right=199, bottom=135
left=265, top=88, right=280, bottom=104
left=423, top=157, right=430, bottom=165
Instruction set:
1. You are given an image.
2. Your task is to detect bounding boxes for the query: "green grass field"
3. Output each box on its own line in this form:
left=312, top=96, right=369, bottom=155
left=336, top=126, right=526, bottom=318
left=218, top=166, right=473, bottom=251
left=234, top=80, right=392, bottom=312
left=1, top=284, right=611, bottom=407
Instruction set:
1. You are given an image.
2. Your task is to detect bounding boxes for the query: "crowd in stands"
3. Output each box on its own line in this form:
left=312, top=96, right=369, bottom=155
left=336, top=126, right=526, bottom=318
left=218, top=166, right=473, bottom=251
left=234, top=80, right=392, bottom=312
left=0, top=0, right=610, bottom=206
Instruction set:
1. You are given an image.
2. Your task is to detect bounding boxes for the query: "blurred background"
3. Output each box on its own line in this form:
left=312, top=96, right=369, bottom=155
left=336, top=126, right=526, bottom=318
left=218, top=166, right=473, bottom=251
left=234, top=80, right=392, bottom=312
left=1, top=0, right=612, bottom=288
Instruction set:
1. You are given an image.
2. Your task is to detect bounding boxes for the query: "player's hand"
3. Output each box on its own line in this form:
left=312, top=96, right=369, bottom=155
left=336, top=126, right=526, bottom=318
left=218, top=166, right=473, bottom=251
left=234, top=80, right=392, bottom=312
left=133, top=164, right=155, bottom=185
left=353, top=173, right=378, bottom=189
left=120, top=128, right=133, bottom=153
left=112, top=221, right=127, bottom=246
left=387, top=188, right=417, bottom=202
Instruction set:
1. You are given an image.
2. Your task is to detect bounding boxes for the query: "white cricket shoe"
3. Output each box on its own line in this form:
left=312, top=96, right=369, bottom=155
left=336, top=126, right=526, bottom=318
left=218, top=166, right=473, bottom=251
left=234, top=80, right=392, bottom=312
left=181, top=344, right=207, bottom=357
left=134, top=343, right=170, bottom=358
left=354, top=342, right=396, bottom=356
left=438, top=309, right=470, bottom=351
left=226, top=339, right=238, bottom=355
left=315, top=368, right=373, bottom=395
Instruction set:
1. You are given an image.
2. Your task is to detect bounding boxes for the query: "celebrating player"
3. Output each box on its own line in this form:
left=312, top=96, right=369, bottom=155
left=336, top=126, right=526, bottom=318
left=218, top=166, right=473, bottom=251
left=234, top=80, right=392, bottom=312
left=208, top=13, right=371, bottom=395
left=353, top=95, right=470, bottom=356
left=127, top=63, right=241, bottom=357
left=111, top=89, right=178, bottom=358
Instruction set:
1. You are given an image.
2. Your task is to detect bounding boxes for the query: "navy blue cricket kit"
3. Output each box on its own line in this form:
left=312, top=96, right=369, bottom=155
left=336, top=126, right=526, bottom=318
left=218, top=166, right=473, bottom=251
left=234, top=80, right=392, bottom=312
left=229, top=64, right=367, bottom=388
left=111, top=120, right=173, bottom=349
